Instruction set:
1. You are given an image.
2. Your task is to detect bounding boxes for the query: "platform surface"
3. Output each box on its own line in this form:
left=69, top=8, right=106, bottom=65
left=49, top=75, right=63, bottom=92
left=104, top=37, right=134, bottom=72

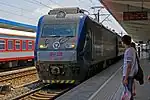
left=56, top=60, right=123, bottom=100
left=56, top=52, right=150, bottom=100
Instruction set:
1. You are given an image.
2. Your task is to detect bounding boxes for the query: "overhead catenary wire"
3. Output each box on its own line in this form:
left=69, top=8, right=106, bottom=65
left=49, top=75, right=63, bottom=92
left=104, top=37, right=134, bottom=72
left=0, top=0, right=100, bottom=24
left=78, top=0, right=93, bottom=6
left=48, top=0, right=63, bottom=7
left=32, top=0, right=53, bottom=9
left=0, top=0, right=53, bottom=23
left=89, top=0, right=95, bottom=5
left=0, top=1, right=44, bottom=15
left=23, top=0, right=52, bottom=9
left=23, top=0, right=45, bottom=6
left=0, top=9, right=35, bottom=21
left=0, top=1, right=33, bottom=13
left=0, top=1, right=42, bottom=14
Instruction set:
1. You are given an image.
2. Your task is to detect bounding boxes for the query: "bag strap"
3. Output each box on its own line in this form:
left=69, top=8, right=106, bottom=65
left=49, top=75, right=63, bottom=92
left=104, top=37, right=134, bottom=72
left=133, top=51, right=139, bottom=76
left=135, top=53, right=141, bottom=69
left=136, top=54, right=139, bottom=66
left=133, top=51, right=138, bottom=69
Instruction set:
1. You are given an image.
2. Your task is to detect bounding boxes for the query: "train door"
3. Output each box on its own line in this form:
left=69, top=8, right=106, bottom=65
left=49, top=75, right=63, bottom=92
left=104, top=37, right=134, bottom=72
left=83, top=29, right=92, bottom=62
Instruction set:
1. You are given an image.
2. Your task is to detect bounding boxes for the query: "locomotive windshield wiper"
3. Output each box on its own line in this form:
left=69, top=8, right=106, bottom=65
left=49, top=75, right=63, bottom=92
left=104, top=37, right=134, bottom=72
left=49, top=35, right=61, bottom=37
left=49, top=35, right=57, bottom=36
left=65, top=35, right=74, bottom=37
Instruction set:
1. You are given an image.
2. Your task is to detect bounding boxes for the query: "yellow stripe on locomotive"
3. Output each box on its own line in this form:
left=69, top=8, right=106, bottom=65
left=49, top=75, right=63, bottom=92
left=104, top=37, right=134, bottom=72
left=42, top=80, right=75, bottom=84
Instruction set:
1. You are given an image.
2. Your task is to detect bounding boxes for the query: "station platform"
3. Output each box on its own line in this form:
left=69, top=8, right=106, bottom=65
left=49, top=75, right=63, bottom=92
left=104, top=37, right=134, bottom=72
left=56, top=52, right=150, bottom=100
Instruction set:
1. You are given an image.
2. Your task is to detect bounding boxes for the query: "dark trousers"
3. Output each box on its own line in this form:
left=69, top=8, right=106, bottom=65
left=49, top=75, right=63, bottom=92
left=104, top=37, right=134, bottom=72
left=123, top=76, right=134, bottom=100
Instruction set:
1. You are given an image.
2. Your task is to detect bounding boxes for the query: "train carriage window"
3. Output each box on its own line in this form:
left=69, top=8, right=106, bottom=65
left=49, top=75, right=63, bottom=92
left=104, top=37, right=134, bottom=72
left=8, top=40, right=13, bottom=50
left=22, top=40, right=26, bottom=50
left=28, top=41, right=32, bottom=50
left=0, top=40, right=5, bottom=50
left=15, top=40, right=20, bottom=50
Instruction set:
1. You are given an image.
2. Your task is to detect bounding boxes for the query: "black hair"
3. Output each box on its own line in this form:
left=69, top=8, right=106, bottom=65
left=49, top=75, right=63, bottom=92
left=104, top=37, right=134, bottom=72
left=121, top=35, right=131, bottom=45
left=131, top=42, right=136, bottom=50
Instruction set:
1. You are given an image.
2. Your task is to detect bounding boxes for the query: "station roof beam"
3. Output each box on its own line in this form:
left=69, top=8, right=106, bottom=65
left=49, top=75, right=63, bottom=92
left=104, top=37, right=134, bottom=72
left=101, top=0, right=150, bottom=42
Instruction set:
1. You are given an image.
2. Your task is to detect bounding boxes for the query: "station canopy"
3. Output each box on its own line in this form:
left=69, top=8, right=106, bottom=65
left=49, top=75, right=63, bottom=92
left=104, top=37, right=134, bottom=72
left=101, top=0, right=150, bottom=43
left=0, top=18, right=36, bottom=32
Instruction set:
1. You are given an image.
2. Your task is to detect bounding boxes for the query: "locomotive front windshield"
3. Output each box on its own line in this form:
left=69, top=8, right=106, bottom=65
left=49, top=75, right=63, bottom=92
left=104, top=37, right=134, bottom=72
left=42, top=24, right=76, bottom=37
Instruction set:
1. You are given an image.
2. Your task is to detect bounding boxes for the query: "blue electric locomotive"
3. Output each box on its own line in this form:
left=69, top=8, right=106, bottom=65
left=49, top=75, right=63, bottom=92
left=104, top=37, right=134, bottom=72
left=34, top=7, right=125, bottom=84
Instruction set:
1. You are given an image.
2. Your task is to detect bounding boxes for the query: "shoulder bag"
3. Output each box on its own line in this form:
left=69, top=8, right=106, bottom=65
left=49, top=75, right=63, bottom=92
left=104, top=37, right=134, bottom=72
left=134, top=53, right=144, bottom=85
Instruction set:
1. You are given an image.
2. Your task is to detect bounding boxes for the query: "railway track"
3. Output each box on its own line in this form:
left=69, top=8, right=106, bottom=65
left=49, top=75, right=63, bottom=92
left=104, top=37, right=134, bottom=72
left=0, top=67, right=77, bottom=100
left=12, top=84, right=74, bottom=100
left=0, top=80, right=44, bottom=100
left=0, top=67, right=38, bottom=88
left=0, top=65, right=34, bottom=73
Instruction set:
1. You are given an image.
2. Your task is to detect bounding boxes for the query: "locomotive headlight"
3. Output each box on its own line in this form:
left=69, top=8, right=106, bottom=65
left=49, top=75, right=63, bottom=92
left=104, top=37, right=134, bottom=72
left=39, top=45, right=47, bottom=49
left=65, top=44, right=75, bottom=49
left=71, top=44, right=75, bottom=48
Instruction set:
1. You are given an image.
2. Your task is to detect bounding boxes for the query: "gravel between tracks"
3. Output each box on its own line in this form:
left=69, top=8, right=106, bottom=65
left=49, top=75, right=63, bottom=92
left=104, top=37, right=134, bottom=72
left=0, top=67, right=38, bottom=88
left=0, top=67, right=40, bottom=100
left=19, top=84, right=74, bottom=100
left=0, top=81, right=43, bottom=100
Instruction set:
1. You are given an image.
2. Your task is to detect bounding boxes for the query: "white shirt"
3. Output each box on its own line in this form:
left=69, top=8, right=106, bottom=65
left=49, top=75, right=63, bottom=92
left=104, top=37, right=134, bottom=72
left=123, top=47, right=138, bottom=77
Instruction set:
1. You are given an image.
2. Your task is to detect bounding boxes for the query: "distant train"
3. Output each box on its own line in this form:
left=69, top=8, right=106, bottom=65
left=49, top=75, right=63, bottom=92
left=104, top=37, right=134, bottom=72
left=35, top=7, right=125, bottom=84
left=0, top=28, right=36, bottom=68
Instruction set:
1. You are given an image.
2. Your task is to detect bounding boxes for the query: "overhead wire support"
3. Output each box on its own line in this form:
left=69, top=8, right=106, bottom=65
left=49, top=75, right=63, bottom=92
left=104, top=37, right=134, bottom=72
left=100, top=9, right=111, bottom=24
left=90, top=6, right=105, bottom=22
left=80, top=9, right=90, bottom=15
left=141, top=0, right=144, bottom=11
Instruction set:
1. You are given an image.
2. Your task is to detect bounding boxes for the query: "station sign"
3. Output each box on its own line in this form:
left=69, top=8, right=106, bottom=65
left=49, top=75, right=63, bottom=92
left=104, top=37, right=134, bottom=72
left=123, top=11, right=148, bottom=21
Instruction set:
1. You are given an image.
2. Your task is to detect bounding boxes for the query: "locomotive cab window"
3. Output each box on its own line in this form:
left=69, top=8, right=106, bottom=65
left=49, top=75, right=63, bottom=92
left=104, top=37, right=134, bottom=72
left=28, top=41, right=32, bottom=50
left=0, top=40, right=5, bottom=50
left=42, top=24, right=76, bottom=37
left=15, top=40, right=20, bottom=50
left=8, top=40, right=13, bottom=50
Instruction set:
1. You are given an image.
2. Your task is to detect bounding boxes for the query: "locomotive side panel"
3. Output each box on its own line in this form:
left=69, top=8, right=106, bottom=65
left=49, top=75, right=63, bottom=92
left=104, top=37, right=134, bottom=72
left=101, top=26, right=117, bottom=59
left=86, top=18, right=117, bottom=63
left=88, top=19, right=102, bottom=62
left=117, top=35, right=125, bottom=56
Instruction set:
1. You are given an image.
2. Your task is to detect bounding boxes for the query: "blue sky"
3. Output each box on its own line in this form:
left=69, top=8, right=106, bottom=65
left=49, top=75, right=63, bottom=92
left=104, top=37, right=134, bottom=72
left=0, top=0, right=127, bottom=35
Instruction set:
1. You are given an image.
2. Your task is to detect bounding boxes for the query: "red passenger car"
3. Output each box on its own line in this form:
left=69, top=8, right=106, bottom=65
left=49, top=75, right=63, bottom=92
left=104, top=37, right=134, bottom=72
left=0, top=28, right=36, bottom=68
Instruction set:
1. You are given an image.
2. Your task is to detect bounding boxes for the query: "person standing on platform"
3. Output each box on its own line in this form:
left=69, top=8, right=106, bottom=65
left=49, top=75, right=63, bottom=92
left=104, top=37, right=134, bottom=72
left=121, top=35, right=138, bottom=100
left=148, top=75, right=150, bottom=81
left=137, top=44, right=140, bottom=58
left=130, top=42, right=137, bottom=96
